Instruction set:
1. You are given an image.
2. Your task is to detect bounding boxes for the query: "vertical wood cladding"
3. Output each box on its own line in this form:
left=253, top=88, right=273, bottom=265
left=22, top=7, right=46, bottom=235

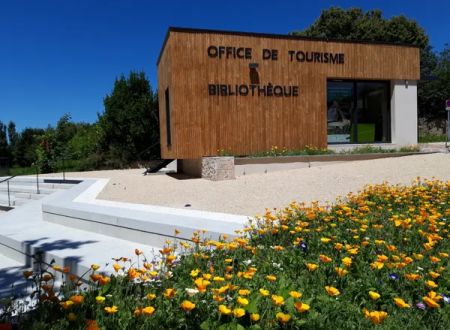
left=157, top=29, right=420, bottom=159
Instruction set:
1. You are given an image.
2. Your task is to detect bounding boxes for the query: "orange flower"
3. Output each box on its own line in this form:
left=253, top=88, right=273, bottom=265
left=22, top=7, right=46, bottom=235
left=319, top=254, right=332, bottom=263
left=276, top=312, right=291, bottom=323
left=142, top=306, right=155, bottom=316
left=163, top=288, right=176, bottom=298
left=69, top=295, right=84, bottom=305
left=294, top=302, right=310, bottom=313
left=394, top=297, right=410, bottom=308
left=181, top=300, right=196, bottom=312
left=325, top=286, right=340, bottom=297
left=363, top=309, right=388, bottom=325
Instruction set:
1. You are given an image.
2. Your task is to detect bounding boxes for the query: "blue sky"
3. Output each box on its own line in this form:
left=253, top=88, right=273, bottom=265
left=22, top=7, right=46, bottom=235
left=1, top=0, right=449, bottom=131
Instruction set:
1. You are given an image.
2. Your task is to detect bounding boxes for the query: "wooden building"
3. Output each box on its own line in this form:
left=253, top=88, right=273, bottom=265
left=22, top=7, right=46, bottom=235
left=157, top=27, right=420, bottom=160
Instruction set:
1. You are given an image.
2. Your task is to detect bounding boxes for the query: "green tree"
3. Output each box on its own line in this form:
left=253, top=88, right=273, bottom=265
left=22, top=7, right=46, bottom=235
left=291, top=7, right=447, bottom=119
left=98, top=71, right=159, bottom=167
left=0, top=121, right=9, bottom=159
left=14, top=128, right=45, bottom=167
left=291, top=7, right=428, bottom=47
left=418, top=44, right=450, bottom=119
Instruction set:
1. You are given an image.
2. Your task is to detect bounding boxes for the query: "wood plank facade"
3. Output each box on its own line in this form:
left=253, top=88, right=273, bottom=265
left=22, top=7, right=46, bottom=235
left=157, top=27, right=420, bottom=159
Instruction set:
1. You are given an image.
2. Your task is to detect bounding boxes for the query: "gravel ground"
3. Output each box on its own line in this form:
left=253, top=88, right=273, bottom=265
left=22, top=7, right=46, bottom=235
left=44, top=153, right=450, bottom=216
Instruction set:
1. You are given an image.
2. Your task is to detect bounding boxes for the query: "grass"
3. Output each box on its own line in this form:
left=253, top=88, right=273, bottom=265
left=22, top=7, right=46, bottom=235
left=418, top=134, right=447, bottom=143
left=2, top=179, right=449, bottom=329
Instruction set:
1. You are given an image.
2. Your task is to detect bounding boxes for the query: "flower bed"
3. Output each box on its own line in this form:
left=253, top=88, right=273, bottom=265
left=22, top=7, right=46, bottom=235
left=2, top=180, right=449, bottom=329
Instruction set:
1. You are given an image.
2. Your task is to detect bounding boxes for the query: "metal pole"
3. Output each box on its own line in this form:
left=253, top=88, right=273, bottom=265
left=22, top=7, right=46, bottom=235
left=36, top=165, right=40, bottom=194
left=7, top=180, right=11, bottom=207
left=63, top=157, right=66, bottom=182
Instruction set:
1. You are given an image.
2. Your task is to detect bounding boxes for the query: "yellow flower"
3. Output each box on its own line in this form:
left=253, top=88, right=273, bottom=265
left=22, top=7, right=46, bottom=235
left=142, top=306, right=155, bottom=316
left=250, top=313, right=260, bottom=322
left=238, top=289, right=250, bottom=296
left=271, top=294, right=285, bottom=306
left=370, top=261, right=384, bottom=270
left=423, top=297, right=440, bottom=308
left=180, top=300, right=196, bottom=312
left=306, top=263, right=318, bottom=271
left=428, top=271, right=440, bottom=279
left=163, top=288, right=176, bottom=298
left=266, top=274, right=277, bottom=282
left=259, top=288, right=270, bottom=296
left=342, top=257, right=352, bottom=267
left=233, top=308, right=245, bottom=318
left=276, top=312, right=291, bottom=323
left=363, top=309, right=388, bottom=325
left=194, top=277, right=211, bottom=292
left=325, top=286, right=340, bottom=296
left=67, top=312, right=77, bottom=322
left=91, top=264, right=100, bottom=271
left=426, top=280, right=438, bottom=289
left=289, top=291, right=302, bottom=299
left=190, top=269, right=200, bottom=277
left=334, top=242, right=344, bottom=251
left=335, top=267, right=348, bottom=277
left=146, top=293, right=156, bottom=300
left=405, top=273, right=421, bottom=281
left=60, top=300, right=74, bottom=310
left=321, top=237, right=331, bottom=243
left=368, top=291, right=380, bottom=300
left=218, top=304, right=232, bottom=315
left=104, top=305, right=118, bottom=314
left=113, top=263, right=121, bottom=272
left=394, top=297, right=410, bottom=308
left=319, top=254, right=332, bottom=263
left=237, top=296, right=249, bottom=306
left=95, top=296, right=105, bottom=304
left=294, top=302, right=310, bottom=313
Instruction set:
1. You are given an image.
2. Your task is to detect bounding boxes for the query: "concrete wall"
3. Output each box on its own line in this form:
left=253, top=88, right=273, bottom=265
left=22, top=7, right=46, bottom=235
left=391, top=80, right=418, bottom=145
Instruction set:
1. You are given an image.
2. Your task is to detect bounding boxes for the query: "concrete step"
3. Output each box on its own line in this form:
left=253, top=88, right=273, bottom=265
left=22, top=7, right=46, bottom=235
left=0, top=184, right=56, bottom=195
left=0, top=193, right=15, bottom=206
left=41, top=179, right=248, bottom=248
left=14, top=192, right=46, bottom=200
left=0, top=199, right=163, bottom=281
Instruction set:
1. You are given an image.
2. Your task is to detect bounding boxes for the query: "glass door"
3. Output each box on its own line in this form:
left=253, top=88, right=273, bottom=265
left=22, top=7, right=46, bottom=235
left=327, top=80, right=391, bottom=144
left=327, top=81, right=354, bottom=143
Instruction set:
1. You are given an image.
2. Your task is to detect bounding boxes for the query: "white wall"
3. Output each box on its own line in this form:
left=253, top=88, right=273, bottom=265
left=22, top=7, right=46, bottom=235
left=391, top=80, right=418, bottom=145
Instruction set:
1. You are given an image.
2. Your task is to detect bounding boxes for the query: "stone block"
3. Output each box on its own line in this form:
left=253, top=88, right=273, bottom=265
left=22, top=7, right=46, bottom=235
left=201, top=157, right=235, bottom=181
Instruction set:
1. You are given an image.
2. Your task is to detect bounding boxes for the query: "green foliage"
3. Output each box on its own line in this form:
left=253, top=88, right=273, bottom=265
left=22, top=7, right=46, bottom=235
left=418, top=133, right=448, bottom=143
left=418, top=44, right=450, bottom=119
left=292, top=7, right=448, bottom=120
left=98, top=71, right=159, bottom=167
left=292, top=8, right=428, bottom=47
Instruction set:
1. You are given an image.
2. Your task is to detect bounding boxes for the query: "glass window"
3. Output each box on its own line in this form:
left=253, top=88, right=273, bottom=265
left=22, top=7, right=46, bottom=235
left=165, top=88, right=172, bottom=146
left=327, top=80, right=390, bottom=144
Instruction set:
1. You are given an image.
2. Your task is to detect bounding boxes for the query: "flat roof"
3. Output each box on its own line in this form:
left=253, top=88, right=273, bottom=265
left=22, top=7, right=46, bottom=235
left=157, top=26, right=420, bottom=65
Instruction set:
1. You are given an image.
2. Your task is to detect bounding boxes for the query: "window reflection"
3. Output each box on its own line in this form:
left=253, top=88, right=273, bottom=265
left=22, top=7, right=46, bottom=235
left=327, top=80, right=390, bottom=144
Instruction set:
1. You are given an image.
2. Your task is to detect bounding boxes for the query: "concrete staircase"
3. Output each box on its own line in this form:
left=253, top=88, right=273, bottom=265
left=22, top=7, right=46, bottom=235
left=0, top=177, right=247, bottom=299
left=0, top=176, right=74, bottom=209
